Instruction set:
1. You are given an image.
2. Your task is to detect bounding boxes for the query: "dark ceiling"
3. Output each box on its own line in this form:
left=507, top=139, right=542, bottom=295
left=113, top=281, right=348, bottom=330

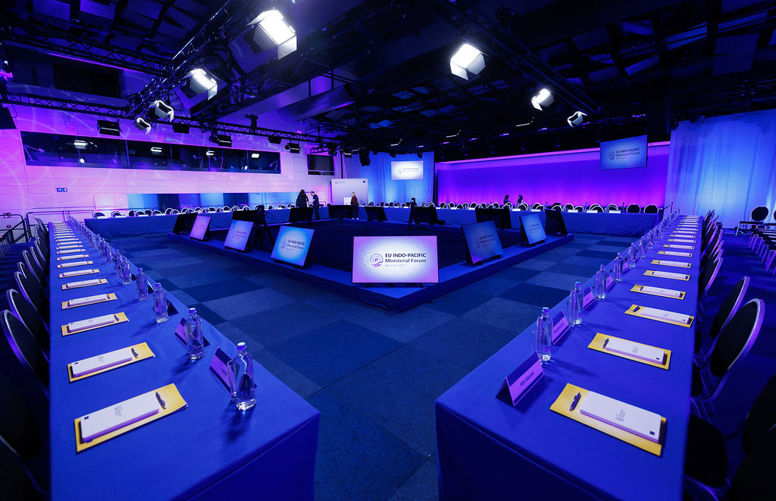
left=2, top=0, right=775, bottom=159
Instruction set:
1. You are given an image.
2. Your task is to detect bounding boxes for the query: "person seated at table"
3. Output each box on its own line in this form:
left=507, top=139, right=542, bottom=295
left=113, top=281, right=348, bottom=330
left=503, top=194, right=510, bottom=206
left=296, top=189, right=308, bottom=208
left=350, top=192, right=358, bottom=218
left=517, top=194, right=524, bottom=205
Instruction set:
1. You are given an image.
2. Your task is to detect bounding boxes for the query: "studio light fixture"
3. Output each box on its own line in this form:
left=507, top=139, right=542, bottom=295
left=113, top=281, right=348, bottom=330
left=450, top=43, right=485, bottom=80
left=390, top=138, right=403, bottom=147
left=209, top=133, right=232, bottom=147
left=97, top=119, right=121, bottom=136
left=185, top=68, right=218, bottom=100
left=567, top=111, right=587, bottom=127
left=205, top=150, right=215, bottom=157
left=531, top=88, right=554, bottom=111
left=134, top=117, right=151, bottom=134
left=252, top=10, right=297, bottom=59
left=285, top=142, right=301, bottom=153
left=445, top=129, right=461, bottom=139
left=268, top=135, right=282, bottom=144
left=73, top=140, right=88, bottom=150
left=250, top=152, right=261, bottom=159
left=152, top=100, right=174, bottom=121
left=150, top=146, right=163, bottom=155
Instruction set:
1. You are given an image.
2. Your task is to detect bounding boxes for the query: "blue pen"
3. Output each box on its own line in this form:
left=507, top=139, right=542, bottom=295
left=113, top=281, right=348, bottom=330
left=570, top=392, right=581, bottom=411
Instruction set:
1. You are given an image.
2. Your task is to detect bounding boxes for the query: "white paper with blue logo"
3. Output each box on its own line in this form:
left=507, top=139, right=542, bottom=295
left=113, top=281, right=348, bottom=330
left=580, top=392, right=663, bottom=443
left=352, top=235, right=439, bottom=284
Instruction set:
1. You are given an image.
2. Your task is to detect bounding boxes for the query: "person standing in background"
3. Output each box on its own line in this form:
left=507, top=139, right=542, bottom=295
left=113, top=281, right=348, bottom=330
left=311, top=191, right=320, bottom=220
left=296, top=189, right=308, bottom=208
left=350, top=192, right=359, bottom=219
left=503, top=194, right=510, bottom=206
left=517, top=194, right=524, bottom=206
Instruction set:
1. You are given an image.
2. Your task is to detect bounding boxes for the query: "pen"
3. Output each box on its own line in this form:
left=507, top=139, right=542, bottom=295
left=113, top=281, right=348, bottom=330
left=155, top=391, right=166, bottom=409
left=131, top=347, right=139, bottom=358
left=633, top=305, right=641, bottom=312
left=570, top=392, right=581, bottom=411
left=602, top=338, right=609, bottom=349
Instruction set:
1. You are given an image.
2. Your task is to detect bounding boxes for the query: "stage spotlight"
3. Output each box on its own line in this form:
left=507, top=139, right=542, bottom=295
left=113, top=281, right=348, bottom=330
left=73, top=139, right=89, bottom=150
left=531, top=88, right=554, bottom=111
left=150, top=146, right=163, bottom=155
left=185, top=68, right=218, bottom=100
left=152, top=100, right=174, bottom=121
left=252, top=10, right=297, bottom=59
left=450, top=43, right=485, bottom=80
left=445, top=129, right=461, bottom=139
left=205, top=150, right=215, bottom=157
left=97, top=119, right=121, bottom=136
left=251, top=152, right=261, bottom=159
left=285, top=142, right=300, bottom=153
left=390, top=138, right=403, bottom=147
left=567, top=111, right=587, bottom=127
left=134, top=117, right=151, bottom=134
left=209, top=133, right=232, bottom=147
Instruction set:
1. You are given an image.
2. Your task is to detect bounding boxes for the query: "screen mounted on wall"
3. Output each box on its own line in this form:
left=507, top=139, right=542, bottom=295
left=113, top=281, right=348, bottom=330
left=600, top=135, right=648, bottom=170
left=390, top=161, right=424, bottom=180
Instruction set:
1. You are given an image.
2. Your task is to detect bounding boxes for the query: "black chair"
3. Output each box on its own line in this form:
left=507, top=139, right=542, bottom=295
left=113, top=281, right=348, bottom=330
left=698, top=257, right=723, bottom=297
left=626, top=204, right=641, bottom=213
left=14, top=272, right=49, bottom=322
left=692, top=299, right=765, bottom=417
left=606, top=203, right=619, bottom=211
left=6, top=289, right=49, bottom=357
left=1, top=427, right=47, bottom=500
left=164, top=208, right=173, bottom=214
left=23, top=250, right=47, bottom=286
left=1, top=311, right=49, bottom=388
left=588, top=205, right=604, bottom=213
left=644, top=204, right=658, bottom=213
left=564, top=203, right=574, bottom=211
left=695, top=277, right=749, bottom=362
left=171, top=209, right=179, bottom=214
left=144, top=209, right=153, bottom=215
left=684, top=374, right=776, bottom=498
left=128, top=210, right=138, bottom=217
left=93, top=211, right=105, bottom=218
left=110, top=210, right=122, bottom=218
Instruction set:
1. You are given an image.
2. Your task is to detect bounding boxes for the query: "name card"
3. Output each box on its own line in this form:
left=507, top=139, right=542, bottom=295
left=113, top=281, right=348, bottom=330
left=504, top=354, right=543, bottom=406
left=209, top=347, right=234, bottom=392
left=582, top=287, right=594, bottom=309
left=552, top=311, right=570, bottom=344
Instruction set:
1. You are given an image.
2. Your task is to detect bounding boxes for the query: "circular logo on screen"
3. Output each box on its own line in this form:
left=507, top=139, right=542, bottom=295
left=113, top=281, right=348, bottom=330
left=368, top=253, right=384, bottom=267
left=280, top=239, right=288, bottom=249
left=608, top=151, right=616, bottom=160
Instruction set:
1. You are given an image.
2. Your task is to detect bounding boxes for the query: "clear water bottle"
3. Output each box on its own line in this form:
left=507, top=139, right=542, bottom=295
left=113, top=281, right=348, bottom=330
left=185, top=307, right=205, bottom=361
left=566, top=282, right=583, bottom=325
left=594, top=265, right=607, bottom=300
left=612, top=255, right=623, bottom=282
left=152, top=283, right=169, bottom=323
left=120, top=256, right=132, bottom=285
left=135, top=267, right=149, bottom=301
left=534, top=307, right=553, bottom=364
left=228, top=342, right=256, bottom=411
left=626, top=244, right=637, bottom=268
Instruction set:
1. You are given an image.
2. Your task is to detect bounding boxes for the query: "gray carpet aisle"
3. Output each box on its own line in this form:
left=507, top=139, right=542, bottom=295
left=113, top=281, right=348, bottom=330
left=110, top=233, right=636, bottom=500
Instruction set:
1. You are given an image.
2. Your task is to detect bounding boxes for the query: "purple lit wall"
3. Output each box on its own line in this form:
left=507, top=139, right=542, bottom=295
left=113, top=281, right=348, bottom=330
left=436, top=143, right=670, bottom=206
left=0, top=106, right=340, bottom=216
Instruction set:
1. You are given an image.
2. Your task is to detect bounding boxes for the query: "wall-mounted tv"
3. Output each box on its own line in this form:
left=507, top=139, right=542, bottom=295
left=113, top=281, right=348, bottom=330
left=600, top=135, right=648, bottom=170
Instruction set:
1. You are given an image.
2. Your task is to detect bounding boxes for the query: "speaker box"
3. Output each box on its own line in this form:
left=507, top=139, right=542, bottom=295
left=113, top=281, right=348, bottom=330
left=359, top=149, right=371, bottom=166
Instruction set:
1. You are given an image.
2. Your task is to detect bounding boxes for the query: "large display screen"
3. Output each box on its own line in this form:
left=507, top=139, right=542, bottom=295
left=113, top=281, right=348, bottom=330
left=520, top=214, right=547, bottom=245
left=224, top=220, right=254, bottom=251
left=189, top=215, right=211, bottom=240
left=271, top=226, right=315, bottom=267
left=462, top=221, right=503, bottom=264
left=352, top=236, right=439, bottom=284
left=390, top=160, right=424, bottom=180
left=600, top=135, right=648, bottom=170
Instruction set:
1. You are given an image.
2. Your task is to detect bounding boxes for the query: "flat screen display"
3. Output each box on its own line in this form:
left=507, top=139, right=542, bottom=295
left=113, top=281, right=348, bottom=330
left=520, top=214, right=547, bottom=245
left=189, top=215, right=211, bottom=240
left=352, top=236, right=439, bottom=284
left=224, top=220, right=254, bottom=251
left=390, top=161, right=424, bottom=180
left=271, top=226, right=314, bottom=267
left=462, top=221, right=503, bottom=264
left=600, top=135, right=648, bottom=170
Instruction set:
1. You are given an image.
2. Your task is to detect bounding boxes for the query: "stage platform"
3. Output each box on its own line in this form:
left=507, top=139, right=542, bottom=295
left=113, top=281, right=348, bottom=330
left=169, top=220, right=573, bottom=311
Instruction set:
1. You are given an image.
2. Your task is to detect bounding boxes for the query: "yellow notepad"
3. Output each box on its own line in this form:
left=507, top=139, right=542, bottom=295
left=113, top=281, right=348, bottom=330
left=630, top=284, right=685, bottom=300
left=550, top=383, right=665, bottom=456
left=68, top=343, right=155, bottom=382
left=61, top=312, right=129, bottom=336
left=625, top=304, right=694, bottom=328
left=73, top=383, right=186, bottom=452
left=588, top=333, right=671, bottom=370
left=61, top=293, right=118, bottom=310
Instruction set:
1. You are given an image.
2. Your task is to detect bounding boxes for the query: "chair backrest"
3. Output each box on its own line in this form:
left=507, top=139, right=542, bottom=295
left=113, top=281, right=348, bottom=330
left=742, top=374, right=776, bottom=455
left=644, top=204, right=658, bottom=213
left=152, top=210, right=162, bottom=215
left=14, top=272, right=47, bottom=317
left=531, top=203, right=542, bottom=209
left=144, top=209, right=153, bottom=215
left=0, top=428, right=46, bottom=501
left=111, top=211, right=121, bottom=218
left=22, top=250, right=46, bottom=284
left=165, top=208, right=173, bottom=214
left=128, top=210, right=137, bottom=217
left=6, top=289, right=49, bottom=355
left=709, top=277, right=749, bottom=341
left=709, top=298, right=764, bottom=379
left=1, top=311, right=48, bottom=388
left=751, top=206, right=769, bottom=222
left=93, top=211, right=105, bottom=218
left=171, top=209, right=179, bottom=214
left=607, top=204, right=618, bottom=211
left=574, top=205, right=583, bottom=212
left=699, top=257, right=723, bottom=296
left=564, top=203, right=574, bottom=210
left=627, top=204, right=641, bottom=213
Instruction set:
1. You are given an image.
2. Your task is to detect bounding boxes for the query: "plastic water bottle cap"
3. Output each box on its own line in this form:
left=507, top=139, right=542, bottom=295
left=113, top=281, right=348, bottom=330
left=237, top=342, right=246, bottom=351
left=541, top=307, right=550, bottom=314
left=188, top=307, right=197, bottom=315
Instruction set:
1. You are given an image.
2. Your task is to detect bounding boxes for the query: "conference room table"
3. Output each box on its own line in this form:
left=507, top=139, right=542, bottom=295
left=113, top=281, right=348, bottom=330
left=47, top=222, right=320, bottom=500
left=436, top=216, right=701, bottom=500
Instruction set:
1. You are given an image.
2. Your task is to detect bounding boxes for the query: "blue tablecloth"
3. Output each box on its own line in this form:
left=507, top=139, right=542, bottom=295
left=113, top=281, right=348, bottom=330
left=48, top=223, right=319, bottom=501
left=436, top=217, right=700, bottom=500
left=86, top=208, right=654, bottom=238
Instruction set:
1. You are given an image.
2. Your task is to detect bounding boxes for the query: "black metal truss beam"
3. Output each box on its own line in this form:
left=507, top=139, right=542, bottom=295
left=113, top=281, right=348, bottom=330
left=0, top=24, right=169, bottom=76
left=2, top=92, right=342, bottom=145
left=418, top=0, right=600, bottom=115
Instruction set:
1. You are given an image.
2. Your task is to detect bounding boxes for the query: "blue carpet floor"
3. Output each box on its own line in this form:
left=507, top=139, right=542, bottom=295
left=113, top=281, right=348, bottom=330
left=106, top=231, right=776, bottom=500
